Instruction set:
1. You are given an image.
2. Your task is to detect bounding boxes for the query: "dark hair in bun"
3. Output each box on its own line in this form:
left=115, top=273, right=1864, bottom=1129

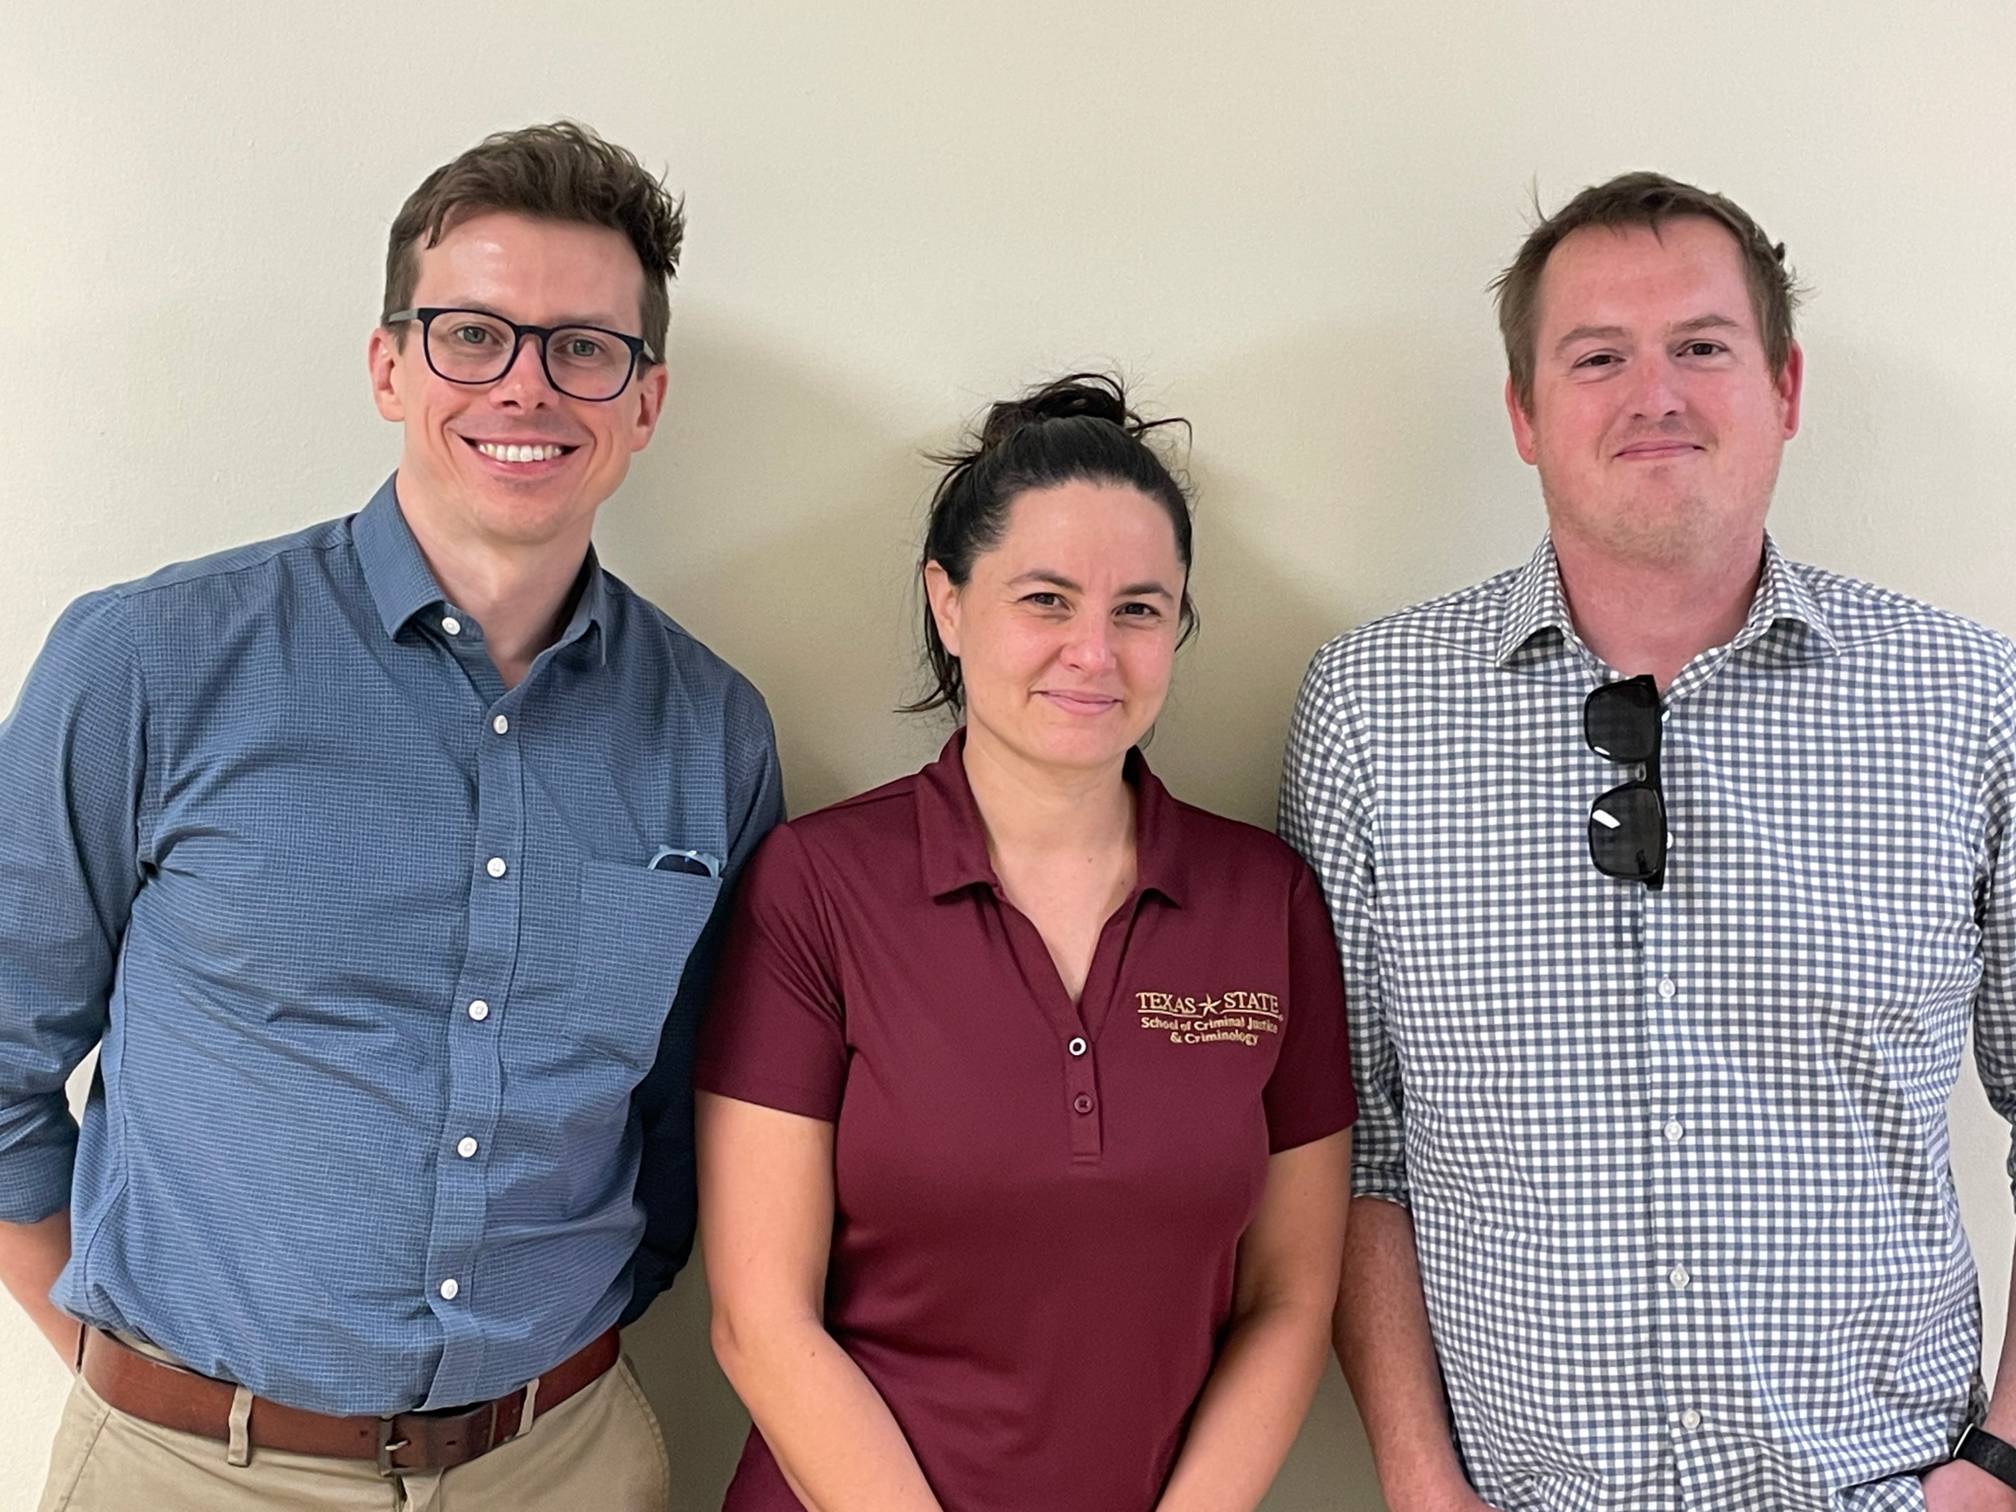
left=905, top=373, right=1196, bottom=716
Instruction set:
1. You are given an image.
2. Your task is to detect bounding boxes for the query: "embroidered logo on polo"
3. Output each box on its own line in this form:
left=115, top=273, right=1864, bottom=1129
left=1135, top=990, right=1281, bottom=1047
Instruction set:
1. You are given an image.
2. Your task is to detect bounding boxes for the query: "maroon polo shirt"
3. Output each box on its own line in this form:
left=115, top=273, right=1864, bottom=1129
left=695, top=732, right=1354, bottom=1512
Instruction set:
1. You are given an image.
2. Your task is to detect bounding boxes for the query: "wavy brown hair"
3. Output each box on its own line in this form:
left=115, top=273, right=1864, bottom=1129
left=381, top=121, right=685, bottom=361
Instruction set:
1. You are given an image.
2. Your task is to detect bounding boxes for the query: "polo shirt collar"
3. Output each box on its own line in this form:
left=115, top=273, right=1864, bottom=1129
left=352, top=473, right=612, bottom=664
left=1492, top=530, right=1839, bottom=668
left=915, top=729, right=1188, bottom=907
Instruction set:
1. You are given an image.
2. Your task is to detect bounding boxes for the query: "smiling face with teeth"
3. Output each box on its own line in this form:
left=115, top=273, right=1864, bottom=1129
left=368, top=209, right=668, bottom=565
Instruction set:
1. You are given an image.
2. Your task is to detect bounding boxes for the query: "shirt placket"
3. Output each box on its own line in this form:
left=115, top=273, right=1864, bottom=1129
left=996, top=893, right=1147, bottom=1168
left=418, top=610, right=527, bottom=1406
left=1643, top=882, right=1702, bottom=1477
left=1639, top=682, right=1721, bottom=1498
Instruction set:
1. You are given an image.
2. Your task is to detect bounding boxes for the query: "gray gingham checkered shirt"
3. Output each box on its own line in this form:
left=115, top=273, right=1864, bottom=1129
left=1280, top=535, right=2016, bottom=1511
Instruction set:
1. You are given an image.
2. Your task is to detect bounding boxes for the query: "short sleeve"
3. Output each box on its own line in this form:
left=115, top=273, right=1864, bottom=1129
left=1262, top=862, right=1357, bottom=1152
left=694, top=823, right=847, bottom=1120
left=1280, top=646, right=1406, bottom=1202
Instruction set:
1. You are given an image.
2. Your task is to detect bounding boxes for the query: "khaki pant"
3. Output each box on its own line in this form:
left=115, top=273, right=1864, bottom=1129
left=36, top=1358, right=671, bottom=1512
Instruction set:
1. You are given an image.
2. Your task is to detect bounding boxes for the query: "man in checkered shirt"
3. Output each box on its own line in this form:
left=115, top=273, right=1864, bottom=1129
left=1281, top=171, right=2016, bottom=1510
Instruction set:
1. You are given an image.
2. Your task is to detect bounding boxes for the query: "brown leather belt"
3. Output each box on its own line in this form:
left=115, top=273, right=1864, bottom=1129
left=79, top=1326, right=622, bottom=1475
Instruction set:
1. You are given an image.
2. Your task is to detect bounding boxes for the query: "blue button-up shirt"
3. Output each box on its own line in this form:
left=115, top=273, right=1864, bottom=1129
left=0, top=477, right=782, bottom=1415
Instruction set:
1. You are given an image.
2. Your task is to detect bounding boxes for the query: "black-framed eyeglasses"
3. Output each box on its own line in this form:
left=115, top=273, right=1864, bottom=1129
left=1584, top=674, right=1667, bottom=890
left=384, top=307, right=657, bottom=402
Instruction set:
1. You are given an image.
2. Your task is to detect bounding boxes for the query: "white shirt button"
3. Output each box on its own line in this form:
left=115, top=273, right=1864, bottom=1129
left=491, top=714, right=510, bottom=735
left=467, top=999, right=490, bottom=1022
left=438, top=1278, right=460, bottom=1301
left=1679, top=1408, right=1701, bottom=1430
left=1067, top=1036, right=1088, bottom=1057
left=1663, top=1120, right=1685, bottom=1142
left=485, top=857, right=508, bottom=879
left=456, top=1136, right=478, bottom=1159
left=1657, top=976, right=1677, bottom=1000
left=441, top=616, right=462, bottom=636
left=1670, top=1265, right=1691, bottom=1290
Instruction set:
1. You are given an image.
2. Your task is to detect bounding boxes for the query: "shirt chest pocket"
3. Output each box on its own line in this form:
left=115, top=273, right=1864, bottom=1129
left=572, top=859, right=723, bottom=1075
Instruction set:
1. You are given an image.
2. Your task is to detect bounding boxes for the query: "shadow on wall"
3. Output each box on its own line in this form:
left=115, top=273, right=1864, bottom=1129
left=627, top=1272, right=747, bottom=1509
left=1150, top=313, right=1537, bottom=826
left=600, top=316, right=951, bottom=816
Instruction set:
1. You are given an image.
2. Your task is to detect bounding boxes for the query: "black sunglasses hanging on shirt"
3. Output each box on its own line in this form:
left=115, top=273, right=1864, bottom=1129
left=1584, top=674, right=1668, bottom=891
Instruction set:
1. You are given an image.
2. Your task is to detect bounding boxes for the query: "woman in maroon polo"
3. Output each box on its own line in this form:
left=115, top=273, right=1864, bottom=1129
left=694, top=375, right=1354, bottom=1512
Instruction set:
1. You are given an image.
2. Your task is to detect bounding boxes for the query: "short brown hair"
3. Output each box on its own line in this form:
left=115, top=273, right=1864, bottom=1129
left=381, top=120, right=684, bottom=361
left=1493, top=171, right=1800, bottom=411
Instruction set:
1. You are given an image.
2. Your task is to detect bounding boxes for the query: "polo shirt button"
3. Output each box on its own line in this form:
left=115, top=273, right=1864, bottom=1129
left=1067, top=1036, right=1088, bottom=1057
left=1072, top=1093, right=1095, bottom=1115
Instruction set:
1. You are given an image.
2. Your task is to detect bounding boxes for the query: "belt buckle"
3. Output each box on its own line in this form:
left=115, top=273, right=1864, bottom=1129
left=375, top=1418, right=412, bottom=1479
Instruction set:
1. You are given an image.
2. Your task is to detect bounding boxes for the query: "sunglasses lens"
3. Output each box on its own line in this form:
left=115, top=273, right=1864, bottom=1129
left=1589, top=782, right=1666, bottom=880
left=1584, top=676, right=1661, bottom=763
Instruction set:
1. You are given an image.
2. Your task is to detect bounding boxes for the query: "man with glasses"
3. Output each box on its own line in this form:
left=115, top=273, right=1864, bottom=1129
left=0, top=121, right=781, bottom=1509
left=1282, top=172, right=2016, bottom=1510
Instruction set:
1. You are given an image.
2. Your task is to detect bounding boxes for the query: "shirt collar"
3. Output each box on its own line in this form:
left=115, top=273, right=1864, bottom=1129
left=1493, top=535, right=1575, bottom=667
left=352, top=473, right=612, bottom=664
left=1493, top=530, right=1839, bottom=668
left=353, top=476, right=444, bottom=639
left=914, top=728, right=1188, bottom=907
left=1733, top=534, right=1838, bottom=656
left=554, top=555, right=613, bottom=667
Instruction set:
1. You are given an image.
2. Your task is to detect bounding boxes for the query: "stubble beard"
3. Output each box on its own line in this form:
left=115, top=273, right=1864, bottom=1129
left=1553, top=482, right=1710, bottom=569
left=1542, top=463, right=1781, bottom=575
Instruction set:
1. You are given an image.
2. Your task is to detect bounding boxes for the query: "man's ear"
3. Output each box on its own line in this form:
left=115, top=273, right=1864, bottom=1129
left=625, top=360, right=670, bottom=454
left=368, top=325, right=406, bottom=423
left=1774, top=340, right=1804, bottom=441
left=1506, top=374, right=1539, bottom=466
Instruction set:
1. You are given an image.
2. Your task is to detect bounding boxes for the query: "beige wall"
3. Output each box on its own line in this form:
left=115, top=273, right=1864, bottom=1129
left=4, top=1, right=2014, bottom=1506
